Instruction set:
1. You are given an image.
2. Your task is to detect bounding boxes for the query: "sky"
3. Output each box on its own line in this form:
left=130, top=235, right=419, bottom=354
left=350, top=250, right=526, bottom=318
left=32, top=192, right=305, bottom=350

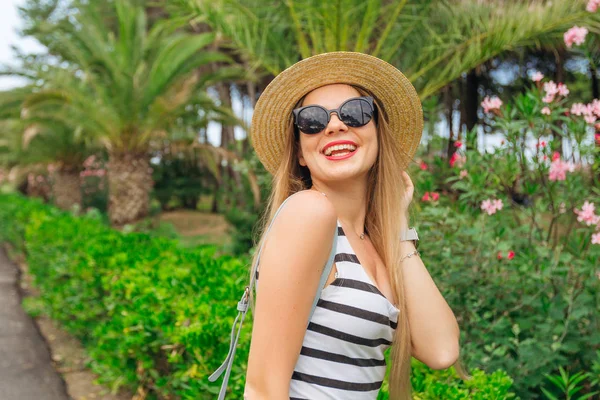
left=0, top=0, right=45, bottom=90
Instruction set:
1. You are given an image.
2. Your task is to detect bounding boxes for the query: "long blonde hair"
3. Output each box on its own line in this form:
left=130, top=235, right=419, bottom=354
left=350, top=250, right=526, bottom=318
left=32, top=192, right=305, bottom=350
left=247, top=85, right=470, bottom=398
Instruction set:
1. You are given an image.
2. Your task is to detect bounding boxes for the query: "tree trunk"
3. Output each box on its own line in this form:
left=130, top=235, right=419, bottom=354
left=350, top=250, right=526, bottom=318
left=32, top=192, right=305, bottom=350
left=216, top=82, right=246, bottom=209
left=53, top=168, right=82, bottom=210
left=107, top=152, right=153, bottom=226
left=591, top=65, right=599, bottom=100
left=444, top=84, right=455, bottom=160
left=465, top=69, right=479, bottom=150
left=553, top=48, right=565, bottom=154
left=242, top=79, right=257, bottom=156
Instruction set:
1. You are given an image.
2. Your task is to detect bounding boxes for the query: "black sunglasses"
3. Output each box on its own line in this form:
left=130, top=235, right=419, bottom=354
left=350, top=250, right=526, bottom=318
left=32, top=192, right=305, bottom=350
left=292, top=96, right=376, bottom=134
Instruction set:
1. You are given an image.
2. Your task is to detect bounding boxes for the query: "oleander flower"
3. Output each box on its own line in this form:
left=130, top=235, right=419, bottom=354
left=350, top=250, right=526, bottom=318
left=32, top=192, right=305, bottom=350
left=481, top=96, right=503, bottom=113
left=531, top=71, right=544, bottom=82
left=587, top=0, right=600, bottom=13
left=564, top=26, right=588, bottom=48
left=557, top=83, right=569, bottom=97
left=549, top=156, right=576, bottom=181
left=542, top=93, right=555, bottom=103
left=541, top=107, right=551, bottom=115
left=574, top=201, right=600, bottom=226
left=592, top=232, right=600, bottom=245
left=585, top=114, right=597, bottom=124
left=543, top=81, right=559, bottom=96
left=507, top=250, right=515, bottom=260
left=481, top=198, right=503, bottom=215
left=571, top=103, right=587, bottom=116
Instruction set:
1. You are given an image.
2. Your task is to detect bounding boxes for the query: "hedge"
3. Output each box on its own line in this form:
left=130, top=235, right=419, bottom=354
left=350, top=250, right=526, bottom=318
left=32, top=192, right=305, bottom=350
left=0, top=193, right=515, bottom=399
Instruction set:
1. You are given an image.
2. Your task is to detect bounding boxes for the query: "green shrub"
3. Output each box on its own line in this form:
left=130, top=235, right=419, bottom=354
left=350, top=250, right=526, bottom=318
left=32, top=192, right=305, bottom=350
left=0, top=193, right=518, bottom=399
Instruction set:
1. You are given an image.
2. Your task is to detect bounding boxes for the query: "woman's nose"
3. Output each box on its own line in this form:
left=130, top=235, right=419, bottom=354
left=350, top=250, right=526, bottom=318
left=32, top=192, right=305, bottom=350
left=325, top=112, right=348, bottom=134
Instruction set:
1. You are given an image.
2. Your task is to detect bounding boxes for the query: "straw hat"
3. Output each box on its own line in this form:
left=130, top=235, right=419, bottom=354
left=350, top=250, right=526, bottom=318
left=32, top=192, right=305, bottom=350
left=250, top=51, right=424, bottom=176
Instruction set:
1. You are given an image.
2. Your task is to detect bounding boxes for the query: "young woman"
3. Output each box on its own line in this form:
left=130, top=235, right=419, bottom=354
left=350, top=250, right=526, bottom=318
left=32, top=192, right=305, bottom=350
left=243, top=52, right=468, bottom=399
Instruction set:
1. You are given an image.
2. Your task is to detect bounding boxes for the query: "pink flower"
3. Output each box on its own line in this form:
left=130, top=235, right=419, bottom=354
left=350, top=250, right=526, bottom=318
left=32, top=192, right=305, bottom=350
left=591, top=99, right=600, bottom=117
left=564, top=26, right=589, bottom=48
left=557, top=83, right=569, bottom=97
left=531, top=71, right=544, bottom=82
left=592, top=232, right=600, bottom=245
left=571, top=103, right=587, bottom=116
left=541, top=107, right=551, bottom=115
left=587, top=0, right=600, bottom=12
left=492, top=199, right=504, bottom=211
left=507, top=250, right=515, bottom=260
left=454, top=141, right=463, bottom=148
left=542, top=93, right=555, bottom=103
left=421, top=191, right=440, bottom=202
left=497, top=252, right=503, bottom=260
left=552, top=152, right=561, bottom=161
left=481, top=96, right=503, bottom=113
left=459, top=169, right=468, bottom=179
left=420, top=161, right=428, bottom=171
left=543, top=81, right=559, bottom=96
left=449, top=153, right=459, bottom=168
left=481, top=198, right=503, bottom=215
left=574, top=201, right=599, bottom=226
left=595, top=133, right=600, bottom=145
left=585, top=114, right=597, bottom=124
left=549, top=158, right=576, bottom=181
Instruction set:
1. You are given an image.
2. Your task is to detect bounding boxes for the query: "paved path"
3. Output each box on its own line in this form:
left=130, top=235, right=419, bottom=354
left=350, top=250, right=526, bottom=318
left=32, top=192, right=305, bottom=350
left=0, top=248, right=69, bottom=400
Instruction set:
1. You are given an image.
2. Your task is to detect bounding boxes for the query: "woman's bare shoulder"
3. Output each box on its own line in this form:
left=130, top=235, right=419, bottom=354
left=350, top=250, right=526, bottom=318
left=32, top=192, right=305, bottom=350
left=278, top=190, right=337, bottom=232
left=262, top=190, right=337, bottom=257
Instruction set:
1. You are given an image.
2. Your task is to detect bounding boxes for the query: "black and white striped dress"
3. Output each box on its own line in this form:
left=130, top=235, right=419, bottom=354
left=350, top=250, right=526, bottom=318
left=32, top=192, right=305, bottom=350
left=255, top=219, right=399, bottom=399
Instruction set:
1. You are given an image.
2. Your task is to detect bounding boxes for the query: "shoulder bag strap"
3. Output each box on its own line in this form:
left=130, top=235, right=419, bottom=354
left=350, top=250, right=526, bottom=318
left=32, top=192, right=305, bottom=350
left=208, top=193, right=338, bottom=400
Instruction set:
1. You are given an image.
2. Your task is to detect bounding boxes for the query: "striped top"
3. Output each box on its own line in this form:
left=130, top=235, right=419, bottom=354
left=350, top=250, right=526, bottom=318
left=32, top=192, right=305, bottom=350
left=255, top=219, right=400, bottom=399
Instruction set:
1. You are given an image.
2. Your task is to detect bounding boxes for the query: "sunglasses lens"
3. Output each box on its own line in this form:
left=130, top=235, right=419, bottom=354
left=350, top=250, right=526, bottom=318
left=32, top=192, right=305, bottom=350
left=340, top=99, right=372, bottom=127
left=297, top=107, right=328, bottom=134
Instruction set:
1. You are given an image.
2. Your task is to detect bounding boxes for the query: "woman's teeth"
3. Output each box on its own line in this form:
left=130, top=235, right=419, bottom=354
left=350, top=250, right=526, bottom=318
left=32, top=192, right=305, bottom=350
left=324, top=144, right=357, bottom=156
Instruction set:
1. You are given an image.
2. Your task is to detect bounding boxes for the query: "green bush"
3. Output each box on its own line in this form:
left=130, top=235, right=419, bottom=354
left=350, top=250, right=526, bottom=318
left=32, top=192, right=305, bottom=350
left=0, top=193, right=518, bottom=399
left=0, top=193, right=252, bottom=398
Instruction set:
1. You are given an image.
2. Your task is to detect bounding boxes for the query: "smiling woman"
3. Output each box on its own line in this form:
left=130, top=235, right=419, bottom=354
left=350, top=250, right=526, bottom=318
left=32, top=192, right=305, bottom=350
left=210, top=51, right=469, bottom=400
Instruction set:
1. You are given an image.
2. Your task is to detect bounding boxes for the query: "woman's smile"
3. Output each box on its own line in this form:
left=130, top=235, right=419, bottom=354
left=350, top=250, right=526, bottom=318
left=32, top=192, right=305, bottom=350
left=323, top=145, right=359, bottom=160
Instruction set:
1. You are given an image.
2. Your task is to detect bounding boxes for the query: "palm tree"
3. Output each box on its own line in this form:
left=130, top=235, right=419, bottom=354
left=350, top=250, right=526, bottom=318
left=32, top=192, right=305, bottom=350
left=173, top=0, right=599, bottom=99
left=0, top=85, right=95, bottom=210
left=17, top=0, right=243, bottom=225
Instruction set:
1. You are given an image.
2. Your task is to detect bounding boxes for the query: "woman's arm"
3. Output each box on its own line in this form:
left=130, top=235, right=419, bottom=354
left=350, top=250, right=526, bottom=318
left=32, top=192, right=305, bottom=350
left=244, top=191, right=337, bottom=399
left=401, top=237, right=461, bottom=370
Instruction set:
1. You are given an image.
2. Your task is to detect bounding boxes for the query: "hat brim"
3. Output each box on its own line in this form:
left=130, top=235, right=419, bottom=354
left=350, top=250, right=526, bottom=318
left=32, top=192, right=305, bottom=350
left=250, top=51, right=423, bottom=176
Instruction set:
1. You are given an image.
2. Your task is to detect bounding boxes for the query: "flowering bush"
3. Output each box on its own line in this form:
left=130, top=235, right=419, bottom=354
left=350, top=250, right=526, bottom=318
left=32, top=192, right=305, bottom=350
left=409, top=15, right=600, bottom=396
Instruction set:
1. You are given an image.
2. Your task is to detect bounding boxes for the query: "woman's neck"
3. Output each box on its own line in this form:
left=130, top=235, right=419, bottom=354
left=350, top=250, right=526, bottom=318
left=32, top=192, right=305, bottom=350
left=310, top=180, right=369, bottom=237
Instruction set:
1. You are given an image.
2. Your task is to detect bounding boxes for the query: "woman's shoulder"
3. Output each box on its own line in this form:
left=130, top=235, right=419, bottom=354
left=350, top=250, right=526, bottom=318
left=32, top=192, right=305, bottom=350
left=265, top=190, right=337, bottom=247
left=282, top=190, right=337, bottom=223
